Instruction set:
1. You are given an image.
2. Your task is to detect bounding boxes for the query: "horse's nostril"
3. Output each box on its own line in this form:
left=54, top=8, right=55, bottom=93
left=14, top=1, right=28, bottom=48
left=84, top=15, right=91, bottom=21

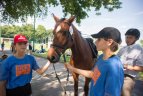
left=51, top=56, right=55, bottom=61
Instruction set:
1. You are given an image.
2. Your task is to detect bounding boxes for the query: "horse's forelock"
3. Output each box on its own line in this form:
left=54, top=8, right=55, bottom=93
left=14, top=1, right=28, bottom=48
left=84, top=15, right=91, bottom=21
left=60, top=18, right=66, bottom=21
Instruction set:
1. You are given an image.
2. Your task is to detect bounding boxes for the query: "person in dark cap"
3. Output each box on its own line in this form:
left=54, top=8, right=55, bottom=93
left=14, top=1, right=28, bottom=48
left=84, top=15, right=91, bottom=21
left=65, top=27, right=124, bottom=96
left=117, top=28, right=143, bottom=96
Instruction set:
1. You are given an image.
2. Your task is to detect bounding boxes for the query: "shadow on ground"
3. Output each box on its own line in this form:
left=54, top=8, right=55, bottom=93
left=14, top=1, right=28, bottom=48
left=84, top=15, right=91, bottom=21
left=31, top=69, right=84, bottom=96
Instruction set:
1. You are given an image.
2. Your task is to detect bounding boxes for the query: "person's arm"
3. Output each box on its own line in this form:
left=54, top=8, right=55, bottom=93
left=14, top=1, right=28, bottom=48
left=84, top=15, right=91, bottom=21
left=65, top=63, right=93, bottom=78
left=126, top=51, right=143, bottom=72
left=0, top=80, right=6, bottom=96
left=36, top=60, right=51, bottom=75
left=126, top=65, right=143, bottom=72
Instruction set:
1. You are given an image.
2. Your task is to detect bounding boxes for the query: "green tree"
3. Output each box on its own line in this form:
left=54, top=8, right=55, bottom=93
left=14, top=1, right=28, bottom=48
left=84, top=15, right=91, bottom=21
left=0, top=24, right=53, bottom=42
left=1, top=25, right=23, bottom=38
left=45, top=29, right=53, bottom=44
left=20, top=24, right=34, bottom=40
left=1, top=25, right=15, bottom=38
left=36, top=25, right=53, bottom=43
left=36, top=25, right=47, bottom=41
left=140, top=40, right=143, bottom=47
left=0, top=0, right=122, bottom=23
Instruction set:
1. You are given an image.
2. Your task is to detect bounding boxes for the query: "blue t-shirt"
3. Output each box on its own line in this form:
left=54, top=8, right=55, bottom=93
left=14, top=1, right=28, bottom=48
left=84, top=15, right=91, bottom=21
left=89, top=54, right=124, bottom=96
left=0, top=59, right=3, bottom=80
left=0, top=58, right=6, bottom=80
left=0, top=64, right=2, bottom=80
left=1, top=54, right=40, bottom=89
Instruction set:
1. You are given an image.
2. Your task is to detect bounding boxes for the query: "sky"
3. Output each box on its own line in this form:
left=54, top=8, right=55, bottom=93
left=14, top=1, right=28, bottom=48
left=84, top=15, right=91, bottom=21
left=8, top=0, right=143, bottom=46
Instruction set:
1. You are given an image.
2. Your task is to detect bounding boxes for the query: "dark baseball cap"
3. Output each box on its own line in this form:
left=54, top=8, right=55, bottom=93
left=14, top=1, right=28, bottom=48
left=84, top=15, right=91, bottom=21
left=91, top=27, right=122, bottom=44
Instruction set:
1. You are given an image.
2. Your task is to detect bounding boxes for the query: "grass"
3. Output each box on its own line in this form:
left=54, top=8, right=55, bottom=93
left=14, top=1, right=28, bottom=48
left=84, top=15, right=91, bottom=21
left=138, top=72, right=143, bottom=80
left=32, top=52, right=70, bottom=63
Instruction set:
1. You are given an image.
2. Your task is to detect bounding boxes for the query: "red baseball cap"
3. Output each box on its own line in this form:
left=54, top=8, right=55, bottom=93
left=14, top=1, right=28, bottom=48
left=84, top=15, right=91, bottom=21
left=14, top=34, right=28, bottom=44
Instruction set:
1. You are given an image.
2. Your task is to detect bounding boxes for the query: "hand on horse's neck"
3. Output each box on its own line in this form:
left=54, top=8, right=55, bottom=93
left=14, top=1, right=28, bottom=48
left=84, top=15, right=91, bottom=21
left=102, top=49, right=114, bottom=60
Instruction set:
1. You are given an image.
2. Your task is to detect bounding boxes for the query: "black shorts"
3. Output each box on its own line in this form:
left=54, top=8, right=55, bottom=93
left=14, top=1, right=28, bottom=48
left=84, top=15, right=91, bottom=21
left=6, top=83, right=32, bottom=96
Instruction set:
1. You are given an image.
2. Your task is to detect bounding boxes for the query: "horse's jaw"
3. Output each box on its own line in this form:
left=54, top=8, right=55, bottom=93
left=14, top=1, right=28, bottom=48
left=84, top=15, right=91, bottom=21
left=47, top=56, right=60, bottom=63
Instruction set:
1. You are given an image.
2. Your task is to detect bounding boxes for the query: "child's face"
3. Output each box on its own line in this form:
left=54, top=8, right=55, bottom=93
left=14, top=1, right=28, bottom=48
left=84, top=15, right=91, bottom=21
left=15, top=42, right=27, bottom=53
left=95, top=38, right=112, bottom=51
left=125, top=35, right=136, bottom=46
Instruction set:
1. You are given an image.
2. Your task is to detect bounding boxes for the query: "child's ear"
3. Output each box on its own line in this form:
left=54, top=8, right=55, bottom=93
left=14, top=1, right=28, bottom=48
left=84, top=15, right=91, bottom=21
left=108, top=39, right=114, bottom=46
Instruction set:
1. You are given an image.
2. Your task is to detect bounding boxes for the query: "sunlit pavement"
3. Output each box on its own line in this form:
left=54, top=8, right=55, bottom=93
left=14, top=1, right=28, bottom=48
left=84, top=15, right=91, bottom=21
left=32, top=56, right=85, bottom=96
left=1, top=49, right=143, bottom=96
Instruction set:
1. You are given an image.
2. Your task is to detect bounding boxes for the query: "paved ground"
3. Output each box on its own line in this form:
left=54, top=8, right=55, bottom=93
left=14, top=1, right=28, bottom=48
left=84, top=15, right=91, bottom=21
left=1, top=49, right=143, bottom=96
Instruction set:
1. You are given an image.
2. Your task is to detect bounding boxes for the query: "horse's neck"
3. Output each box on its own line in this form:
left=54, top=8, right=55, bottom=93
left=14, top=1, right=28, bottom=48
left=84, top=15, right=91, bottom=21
left=71, top=26, right=88, bottom=58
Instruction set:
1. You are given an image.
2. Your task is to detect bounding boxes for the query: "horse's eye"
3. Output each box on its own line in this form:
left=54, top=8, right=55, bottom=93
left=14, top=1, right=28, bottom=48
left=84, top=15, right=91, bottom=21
left=63, top=31, right=67, bottom=36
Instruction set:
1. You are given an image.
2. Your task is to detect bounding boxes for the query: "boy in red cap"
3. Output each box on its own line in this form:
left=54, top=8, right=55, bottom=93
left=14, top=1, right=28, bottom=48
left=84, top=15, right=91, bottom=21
left=0, top=34, right=51, bottom=96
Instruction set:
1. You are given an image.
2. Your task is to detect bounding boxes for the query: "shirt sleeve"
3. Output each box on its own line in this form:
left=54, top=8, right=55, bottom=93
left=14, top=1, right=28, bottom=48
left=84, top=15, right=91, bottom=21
left=0, top=64, right=2, bottom=80
left=117, top=47, right=124, bottom=57
left=31, top=56, right=40, bottom=70
left=0, top=60, right=9, bottom=81
left=135, top=50, right=143, bottom=66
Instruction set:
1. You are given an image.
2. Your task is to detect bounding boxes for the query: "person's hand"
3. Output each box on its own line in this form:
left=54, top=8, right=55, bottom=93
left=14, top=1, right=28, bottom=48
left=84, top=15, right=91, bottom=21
left=64, top=63, right=73, bottom=70
left=124, top=64, right=128, bottom=69
left=126, top=65, right=134, bottom=71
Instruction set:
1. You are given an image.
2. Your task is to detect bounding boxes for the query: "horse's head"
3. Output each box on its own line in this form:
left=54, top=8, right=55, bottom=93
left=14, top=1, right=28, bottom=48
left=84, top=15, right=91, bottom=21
left=47, top=14, right=75, bottom=63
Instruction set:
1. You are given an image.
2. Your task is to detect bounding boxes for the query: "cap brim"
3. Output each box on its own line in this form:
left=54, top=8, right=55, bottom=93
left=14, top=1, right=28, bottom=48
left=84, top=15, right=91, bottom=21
left=16, top=40, right=28, bottom=44
left=91, top=33, right=100, bottom=38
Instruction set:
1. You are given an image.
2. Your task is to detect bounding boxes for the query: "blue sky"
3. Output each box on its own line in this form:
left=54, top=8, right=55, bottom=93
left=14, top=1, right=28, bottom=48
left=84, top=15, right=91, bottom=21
left=13, top=0, right=143, bottom=45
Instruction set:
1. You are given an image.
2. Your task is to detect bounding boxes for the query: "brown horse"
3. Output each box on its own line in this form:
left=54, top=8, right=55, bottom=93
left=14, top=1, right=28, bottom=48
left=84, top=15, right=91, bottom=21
left=47, top=14, right=97, bottom=96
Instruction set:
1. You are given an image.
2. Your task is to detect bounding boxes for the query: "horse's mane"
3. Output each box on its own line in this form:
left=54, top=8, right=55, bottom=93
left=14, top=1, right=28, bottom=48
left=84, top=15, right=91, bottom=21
left=71, top=25, right=92, bottom=60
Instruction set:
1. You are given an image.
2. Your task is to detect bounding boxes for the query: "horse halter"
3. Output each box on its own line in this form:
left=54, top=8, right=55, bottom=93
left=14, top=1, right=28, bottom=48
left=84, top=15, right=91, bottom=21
left=50, top=20, right=73, bottom=57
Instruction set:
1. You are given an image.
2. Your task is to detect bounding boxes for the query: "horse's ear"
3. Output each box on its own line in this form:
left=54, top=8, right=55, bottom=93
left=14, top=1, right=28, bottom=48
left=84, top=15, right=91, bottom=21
left=52, top=13, right=60, bottom=23
left=68, top=16, right=75, bottom=24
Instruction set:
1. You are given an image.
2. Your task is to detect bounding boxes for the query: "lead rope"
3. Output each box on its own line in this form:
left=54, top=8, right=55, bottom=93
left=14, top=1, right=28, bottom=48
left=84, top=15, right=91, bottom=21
left=52, top=54, right=70, bottom=96
left=63, top=54, right=70, bottom=86
left=52, top=63, right=67, bottom=95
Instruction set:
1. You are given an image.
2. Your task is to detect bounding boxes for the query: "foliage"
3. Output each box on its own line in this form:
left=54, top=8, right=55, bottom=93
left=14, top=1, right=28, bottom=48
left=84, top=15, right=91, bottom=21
left=0, top=24, right=53, bottom=42
left=0, top=0, right=122, bottom=23
left=140, top=40, right=143, bottom=47
left=36, top=25, right=48, bottom=42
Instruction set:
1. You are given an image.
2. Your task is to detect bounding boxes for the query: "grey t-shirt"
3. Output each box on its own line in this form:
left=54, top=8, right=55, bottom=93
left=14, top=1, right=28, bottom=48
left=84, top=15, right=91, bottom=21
left=117, top=44, right=143, bottom=78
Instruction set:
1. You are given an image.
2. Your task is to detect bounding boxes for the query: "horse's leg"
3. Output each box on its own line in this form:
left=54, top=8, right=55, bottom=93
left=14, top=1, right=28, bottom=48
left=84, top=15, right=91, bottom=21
left=84, top=77, right=91, bottom=96
left=72, top=72, right=79, bottom=96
